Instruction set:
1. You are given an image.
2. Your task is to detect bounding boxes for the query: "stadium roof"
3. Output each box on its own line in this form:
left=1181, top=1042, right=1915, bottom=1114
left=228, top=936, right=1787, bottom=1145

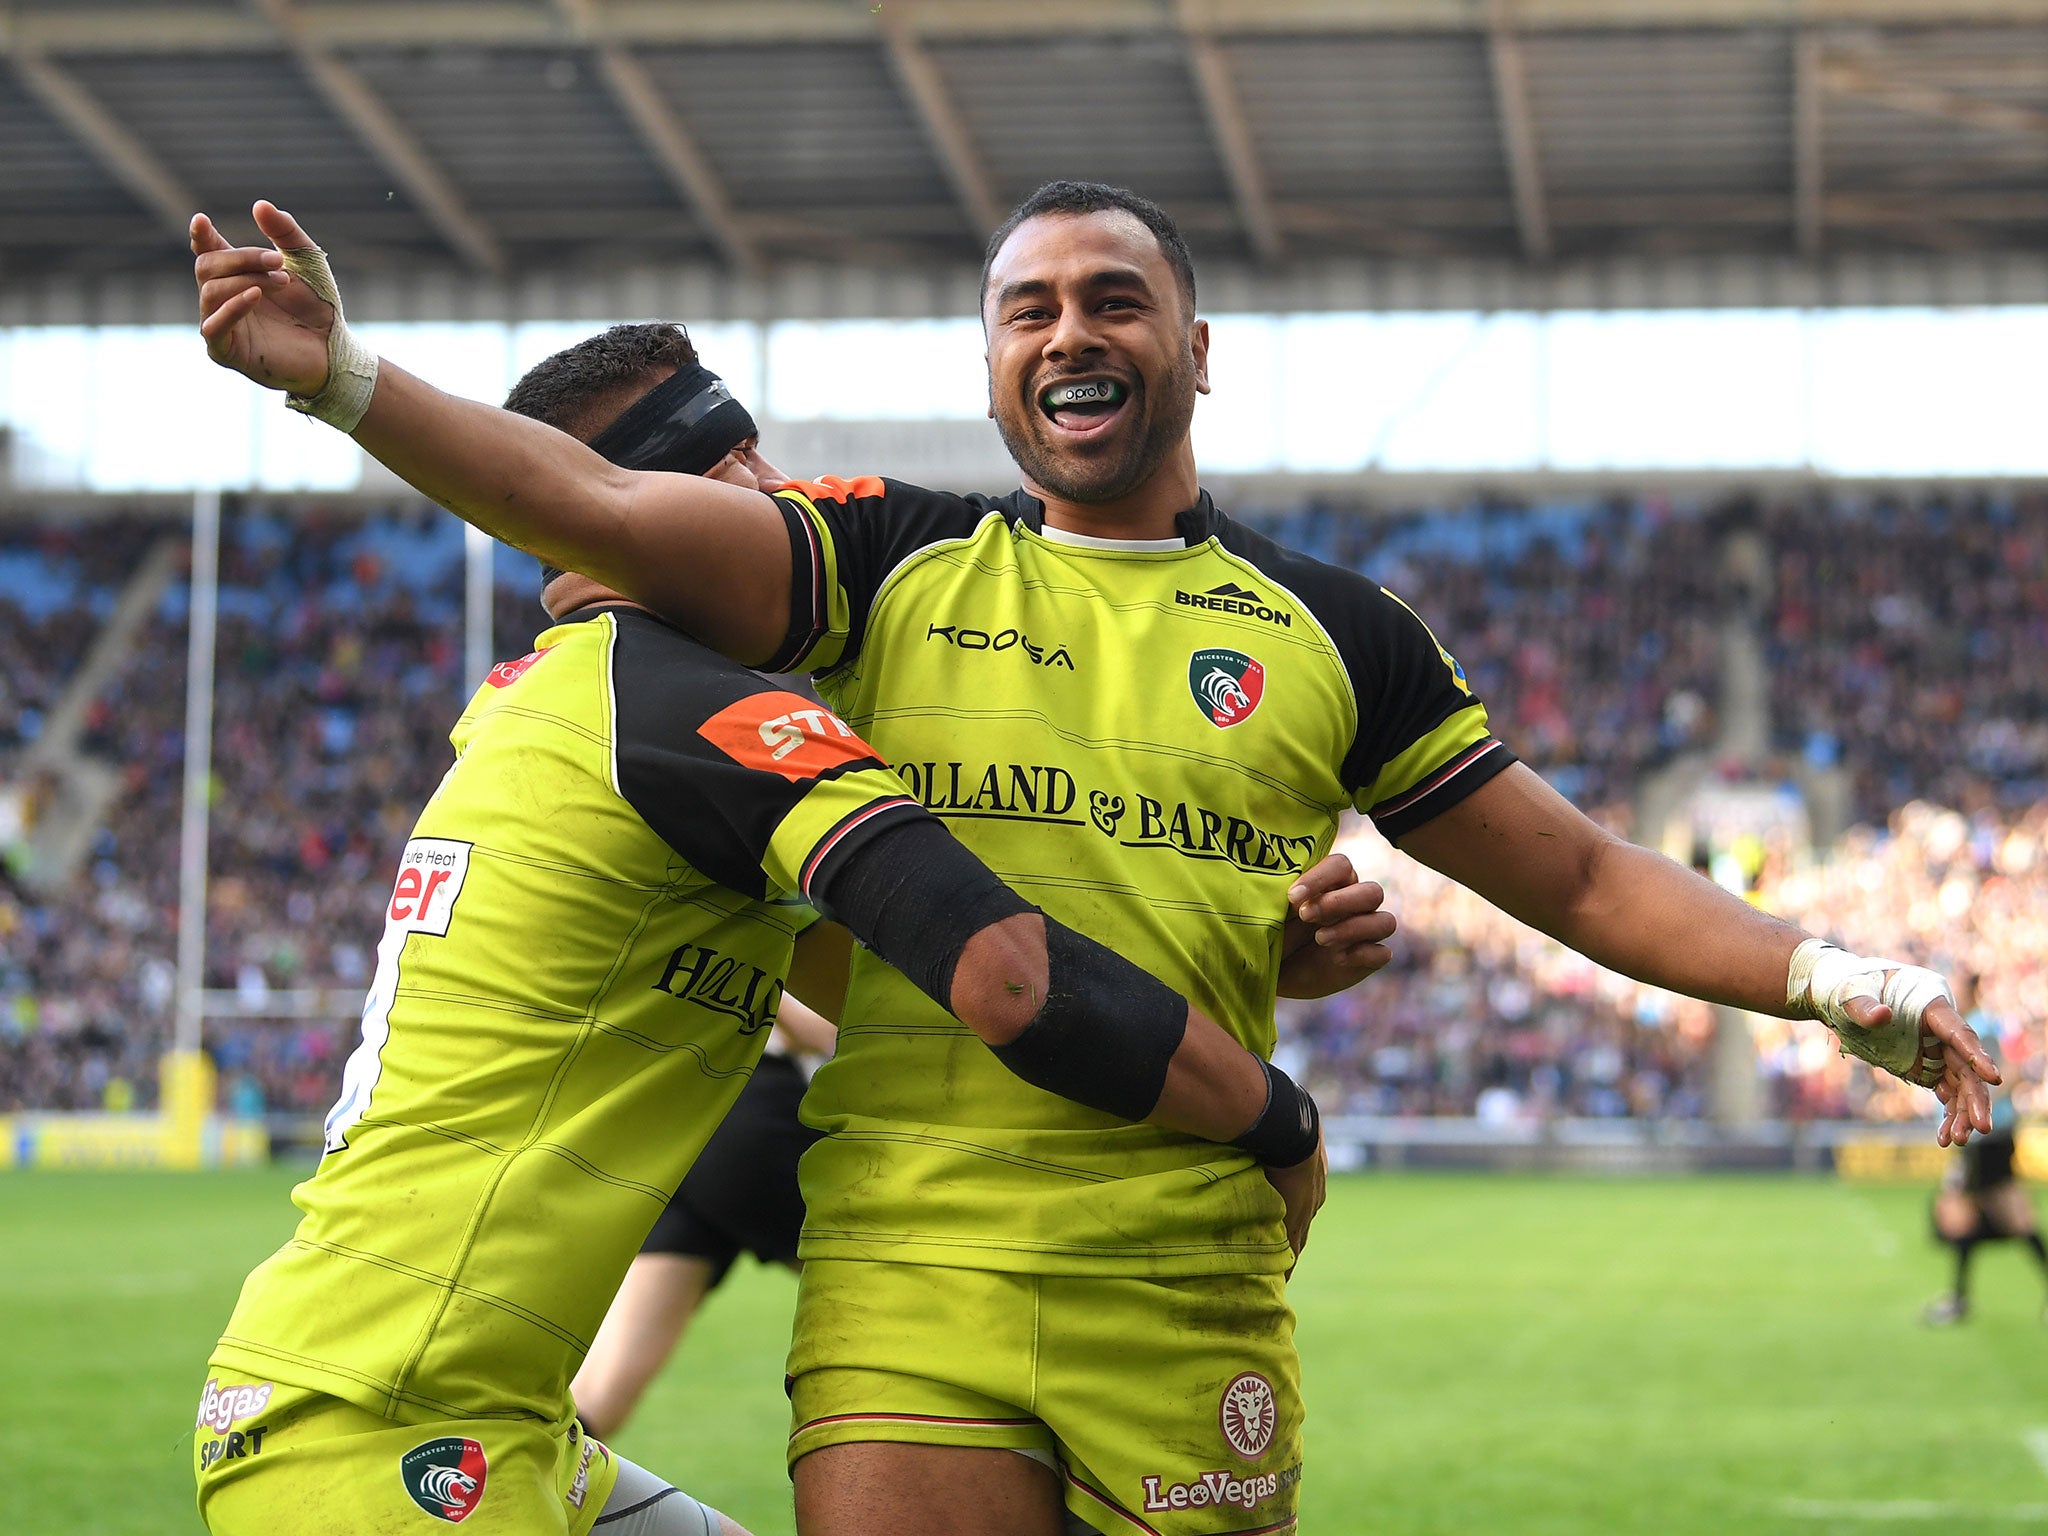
left=7, top=0, right=2048, bottom=321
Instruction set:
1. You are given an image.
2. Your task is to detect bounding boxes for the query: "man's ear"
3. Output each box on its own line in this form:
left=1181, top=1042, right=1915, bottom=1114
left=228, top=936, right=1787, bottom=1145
left=1192, top=317, right=1212, bottom=396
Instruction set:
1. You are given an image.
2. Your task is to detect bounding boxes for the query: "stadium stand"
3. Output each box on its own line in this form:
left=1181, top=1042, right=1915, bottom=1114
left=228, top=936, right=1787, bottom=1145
left=0, top=508, right=545, bottom=1117
left=2, top=492, right=2042, bottom=1127
left=1765, top=494, right=2048, bottom=824
left=1241, top=497, right=1725, bottom=813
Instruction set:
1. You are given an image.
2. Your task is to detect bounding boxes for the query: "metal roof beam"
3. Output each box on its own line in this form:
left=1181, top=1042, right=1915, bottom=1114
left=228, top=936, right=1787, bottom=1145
left=1486, top=0, right=1552, bottom=263
left=16, top=193, right=2036, bottom=258
left=1177, top=1, right=1284, bottom=264
left=552, top=0, right=756, bottom=272
left=247, top=0, right=504, bottom=273
left=8, top=50, right=199, bottom=237
left=18, top=2, right=2048, bottom=56
left=875, top=7, right=1004, bottom=243
left=1794, top=32, right=1825, bottom=258
left=1823, top=58, right=2048, bottom=142
left=16, top=192, right=2048, bottom=264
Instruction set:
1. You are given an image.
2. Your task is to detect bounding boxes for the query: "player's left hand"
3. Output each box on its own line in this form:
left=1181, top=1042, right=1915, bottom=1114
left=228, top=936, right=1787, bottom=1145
left=1838, top=991, right=2000, bottom=1148
left=1265, top=1129, right=1327, bottom=1277
left=1278, top=853, right=1395, bottom=999
left=191, top=201, right=334, bottom=395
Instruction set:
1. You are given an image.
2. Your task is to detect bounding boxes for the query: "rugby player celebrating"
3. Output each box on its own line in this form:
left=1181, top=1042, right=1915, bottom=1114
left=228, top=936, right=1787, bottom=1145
left=184, top=309, right=1350, bottom=1536
left=192, top=192, right=1999, bottom=1536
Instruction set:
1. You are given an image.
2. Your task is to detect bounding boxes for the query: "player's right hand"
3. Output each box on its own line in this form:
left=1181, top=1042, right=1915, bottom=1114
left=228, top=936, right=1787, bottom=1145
left=1279, top=852, right=1396, bottom=999
left=1837, top=990, right=1998, bottom=1149
left=191, top=201, right=334, bottom=396
left=1265, top=1130, right=1326, bottom=1277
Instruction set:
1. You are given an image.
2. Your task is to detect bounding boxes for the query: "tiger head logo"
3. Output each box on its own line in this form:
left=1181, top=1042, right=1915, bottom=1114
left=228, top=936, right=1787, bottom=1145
left=400, top=1437, right=489, bottom=1523
left=1219, top=1371, right=1278, bottom=1460
left=1188, top=649, right=1266, bottom=728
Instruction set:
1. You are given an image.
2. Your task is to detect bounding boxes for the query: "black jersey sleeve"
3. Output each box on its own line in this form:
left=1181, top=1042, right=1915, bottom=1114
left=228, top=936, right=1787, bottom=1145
left=608, top=609, right=923, bottom=900
left=1211, top=516, right=1517, bottom=842
left=765, top=476, right=997, bottom=674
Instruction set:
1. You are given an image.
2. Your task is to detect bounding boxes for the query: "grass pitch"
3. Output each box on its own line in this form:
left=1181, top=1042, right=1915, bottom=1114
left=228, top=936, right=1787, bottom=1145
left=4, top=1170, right=2045, bottom=1534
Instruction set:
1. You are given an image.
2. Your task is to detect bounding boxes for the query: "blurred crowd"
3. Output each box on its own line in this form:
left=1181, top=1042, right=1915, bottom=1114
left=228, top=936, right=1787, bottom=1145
left=1244, top=498, right=1725, bottom=813
left=1283, top=799, right=2047, bottom=1125
left=0, top=506, right=544, bottom=1116
left=1279, top=814, right=1720, bottom=1123
left=0, top=490, right=2043, bottom=1124
left=1764, top=496, right=2048, bottom=824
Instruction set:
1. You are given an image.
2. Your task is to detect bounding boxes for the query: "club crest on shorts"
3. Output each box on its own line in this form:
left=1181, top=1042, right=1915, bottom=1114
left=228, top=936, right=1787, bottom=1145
left=1219, top=1371, right=1277, bottom=1461
left=400, top=1437, right=489, bottom=1523
left=1189, top=648, right=1265, bottom=728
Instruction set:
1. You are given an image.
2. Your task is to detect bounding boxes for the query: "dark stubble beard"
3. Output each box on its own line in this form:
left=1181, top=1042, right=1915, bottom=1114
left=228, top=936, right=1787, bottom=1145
left=995, top=345, right=1199, bottom=506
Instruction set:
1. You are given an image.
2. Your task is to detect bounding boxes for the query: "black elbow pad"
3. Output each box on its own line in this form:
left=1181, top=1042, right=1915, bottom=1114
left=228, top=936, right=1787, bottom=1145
left=809, top=816, right=1032, bottom=1010
left=810, top=817, right=1188, bottom=1122
left=988, top=916, right=1187, bottom=1122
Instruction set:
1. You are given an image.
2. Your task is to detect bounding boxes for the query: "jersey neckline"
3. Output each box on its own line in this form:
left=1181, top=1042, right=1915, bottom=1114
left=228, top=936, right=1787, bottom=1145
left=1035, top=525, right=1186, bottom=553
left=1001, top=486, right=1223, bottom=551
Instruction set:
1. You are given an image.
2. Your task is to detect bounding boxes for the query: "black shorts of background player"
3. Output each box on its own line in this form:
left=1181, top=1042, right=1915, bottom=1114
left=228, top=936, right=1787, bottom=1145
left=1924, top=1093, right=2046, bottom=1326
left=572, top=992, right=833, bottom=1437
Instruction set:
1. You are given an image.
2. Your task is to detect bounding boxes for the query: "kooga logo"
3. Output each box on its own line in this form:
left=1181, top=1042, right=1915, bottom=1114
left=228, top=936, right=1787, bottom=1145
left=1175, top=582, right=1292, bottom=627
left=926, top=622, right=1076, bottom=670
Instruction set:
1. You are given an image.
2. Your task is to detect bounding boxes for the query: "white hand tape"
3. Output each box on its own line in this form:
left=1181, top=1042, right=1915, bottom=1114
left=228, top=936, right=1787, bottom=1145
left=1786, top=938, right=1951, bottom=1086
left=279, top=243, right=378, bottom=433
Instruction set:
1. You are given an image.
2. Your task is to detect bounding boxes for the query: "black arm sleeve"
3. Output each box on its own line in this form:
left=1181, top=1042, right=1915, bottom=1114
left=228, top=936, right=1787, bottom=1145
left=807, top=814, right=1034, bottom=1008
left=809, top=816, right=1187, bottom=1122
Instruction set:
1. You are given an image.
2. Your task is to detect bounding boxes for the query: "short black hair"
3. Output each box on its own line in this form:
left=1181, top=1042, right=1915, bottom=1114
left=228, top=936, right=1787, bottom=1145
left=508, top=322, right=700, bottom=602
left=981, top=181, right=1197, bottom=318
left=503, top=322, right=699, bottom=438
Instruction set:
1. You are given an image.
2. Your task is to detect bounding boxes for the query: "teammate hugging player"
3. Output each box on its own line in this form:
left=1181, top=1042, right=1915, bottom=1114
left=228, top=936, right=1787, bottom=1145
left=572, top=972, right=835, bottom=1438
left=193, top=190, right=1999, bottom=1536
left=182, top=311, right=1341, bottom=1536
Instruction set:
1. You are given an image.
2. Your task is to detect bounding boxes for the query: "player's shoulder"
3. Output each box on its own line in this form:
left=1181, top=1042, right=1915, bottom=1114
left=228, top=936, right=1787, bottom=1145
left=603, top=605, right=801, bottom=729
left=775, top=476, right=1023, bottom=542
left=1204, top=505, right=1434, bottom=663
left=604, top=602, right=732, bottom=669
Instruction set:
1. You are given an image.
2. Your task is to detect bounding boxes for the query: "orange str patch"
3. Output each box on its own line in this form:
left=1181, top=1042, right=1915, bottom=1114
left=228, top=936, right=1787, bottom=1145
left=485, top=650, right=544, bottom=689
left=782, top=474, right=885, bottom=504
left=697, top=691, right=878, bottom=782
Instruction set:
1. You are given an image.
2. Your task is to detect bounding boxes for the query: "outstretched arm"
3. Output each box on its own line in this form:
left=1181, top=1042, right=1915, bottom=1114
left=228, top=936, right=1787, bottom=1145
left=191, top=202, right=791, bottom=664
left=1397, top=762, right=2000, bottom=1146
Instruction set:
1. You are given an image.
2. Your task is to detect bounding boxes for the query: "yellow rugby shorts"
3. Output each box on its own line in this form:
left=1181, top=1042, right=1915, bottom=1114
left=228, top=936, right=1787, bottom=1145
left=192, top=1367, right=620, bottom=1535
left=787, top=1260, right=1302, bottom=1535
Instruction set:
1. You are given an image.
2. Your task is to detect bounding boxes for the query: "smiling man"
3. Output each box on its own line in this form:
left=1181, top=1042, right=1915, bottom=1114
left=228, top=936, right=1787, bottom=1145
left=192, top=182, right=1998, bottom=1536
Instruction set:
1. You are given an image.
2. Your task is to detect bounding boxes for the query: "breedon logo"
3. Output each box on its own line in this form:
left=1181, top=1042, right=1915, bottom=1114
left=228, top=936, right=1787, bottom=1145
left=400, top=1437, right=489, bottom=1523
left=1189, top=648, right=1265, bottom=728
left=1175, top=582, right=1292, bottom=628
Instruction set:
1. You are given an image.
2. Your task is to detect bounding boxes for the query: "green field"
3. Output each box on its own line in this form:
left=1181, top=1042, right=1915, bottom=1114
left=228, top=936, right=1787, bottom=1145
left=5, top=1170, right=2045, bottom=1534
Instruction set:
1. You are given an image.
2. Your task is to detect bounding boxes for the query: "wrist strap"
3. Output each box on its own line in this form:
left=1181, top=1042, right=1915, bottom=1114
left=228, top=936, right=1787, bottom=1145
left=1234, top=1059, right=1320, bottom=1168
left=279, top=243, right=378, bottom=432
left=1784, top=936, right=1840, bottom=1017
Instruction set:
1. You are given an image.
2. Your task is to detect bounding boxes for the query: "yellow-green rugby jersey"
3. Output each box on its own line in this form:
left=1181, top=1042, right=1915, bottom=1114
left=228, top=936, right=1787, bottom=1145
left=767, top=478, right=1517, bottom=1279
left=210, top=606, right=924, bottom=1424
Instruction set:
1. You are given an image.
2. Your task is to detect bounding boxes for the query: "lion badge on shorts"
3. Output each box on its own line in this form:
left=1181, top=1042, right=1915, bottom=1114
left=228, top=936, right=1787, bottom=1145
left=400, top=1436, right=489, bottom=1522
left=1219, top=1371, right=1277, bottom=1461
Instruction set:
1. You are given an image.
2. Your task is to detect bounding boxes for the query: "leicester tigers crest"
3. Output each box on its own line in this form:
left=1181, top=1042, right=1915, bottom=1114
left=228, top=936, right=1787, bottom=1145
left=1189, top=648, right=1265, bottom=729
left=400, top=1436, right=489, bottom=1523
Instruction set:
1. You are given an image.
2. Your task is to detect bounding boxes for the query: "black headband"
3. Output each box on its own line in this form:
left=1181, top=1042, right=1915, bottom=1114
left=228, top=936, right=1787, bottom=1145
left=587, top=362, right=757, bottom=476
left=541, top=363, right=759, bottom=594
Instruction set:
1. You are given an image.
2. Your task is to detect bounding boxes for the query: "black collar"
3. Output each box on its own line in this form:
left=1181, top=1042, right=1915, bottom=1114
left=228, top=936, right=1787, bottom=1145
left=998, top=487, right=1219, bottom=545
